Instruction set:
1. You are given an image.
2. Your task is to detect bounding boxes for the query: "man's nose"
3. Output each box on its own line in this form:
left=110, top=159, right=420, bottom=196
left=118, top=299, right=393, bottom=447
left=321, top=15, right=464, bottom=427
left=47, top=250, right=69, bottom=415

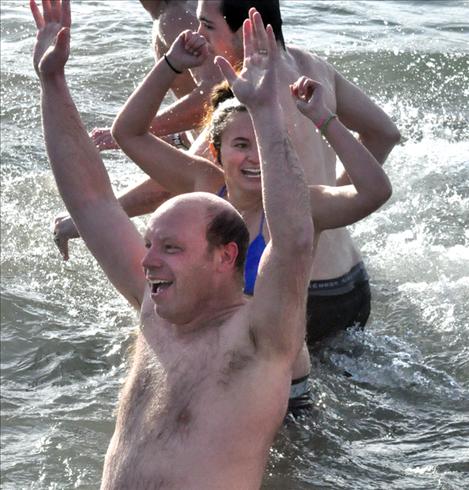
left=141, top=248, right=163, bottom=270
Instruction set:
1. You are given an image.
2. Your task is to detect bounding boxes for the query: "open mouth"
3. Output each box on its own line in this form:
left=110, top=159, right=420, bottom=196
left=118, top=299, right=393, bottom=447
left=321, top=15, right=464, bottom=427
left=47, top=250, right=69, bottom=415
left=149, top=280, right=173, bottom=295
left=241, top=168, right=261, bottom=178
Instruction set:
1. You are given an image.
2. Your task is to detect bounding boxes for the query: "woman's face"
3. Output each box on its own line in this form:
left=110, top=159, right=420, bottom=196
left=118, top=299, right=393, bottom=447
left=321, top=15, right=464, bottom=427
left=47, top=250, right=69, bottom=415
left=219, top=111, right=261, bottom=193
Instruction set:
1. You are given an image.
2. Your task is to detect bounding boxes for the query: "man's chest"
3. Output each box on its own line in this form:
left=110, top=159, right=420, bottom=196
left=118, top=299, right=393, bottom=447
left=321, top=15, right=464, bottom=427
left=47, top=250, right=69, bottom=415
left=115, top=335, right=258, bottom=443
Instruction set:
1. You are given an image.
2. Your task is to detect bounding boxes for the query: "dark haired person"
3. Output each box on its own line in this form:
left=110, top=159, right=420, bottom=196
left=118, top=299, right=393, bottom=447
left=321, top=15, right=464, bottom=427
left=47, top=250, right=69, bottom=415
left=196, top=0, right=400, bottom=344
left=31, top=1, right=315, bottom=486
left=91, top=0, right=222, bottom=152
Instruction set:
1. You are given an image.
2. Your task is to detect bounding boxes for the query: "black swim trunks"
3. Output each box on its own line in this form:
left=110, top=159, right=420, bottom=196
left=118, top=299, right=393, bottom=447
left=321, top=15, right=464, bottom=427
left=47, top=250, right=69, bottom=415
left=288, top=375, right=313, bottom=418
left=306, top=262, right=371, bottom=345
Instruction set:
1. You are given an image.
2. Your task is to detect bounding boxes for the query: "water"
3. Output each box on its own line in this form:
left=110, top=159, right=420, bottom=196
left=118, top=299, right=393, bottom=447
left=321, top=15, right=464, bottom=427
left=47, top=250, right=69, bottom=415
left=1, top=0, right=468, bottom=488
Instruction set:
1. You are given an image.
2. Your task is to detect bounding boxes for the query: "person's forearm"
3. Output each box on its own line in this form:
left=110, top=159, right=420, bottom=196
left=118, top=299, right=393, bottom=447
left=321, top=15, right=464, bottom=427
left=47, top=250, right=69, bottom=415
left=336, top=130, right=400, bottom=186
left=148, top=85, right=212, bottom=136
left=250, top=105, right=313, bottom=247
left=117, top=178, right=171, bottom=217
left=112, top=56, right=178, bottom=141
left=325, top=117, right=391, bottom=201
left=41, top=74, right=115, bottom=214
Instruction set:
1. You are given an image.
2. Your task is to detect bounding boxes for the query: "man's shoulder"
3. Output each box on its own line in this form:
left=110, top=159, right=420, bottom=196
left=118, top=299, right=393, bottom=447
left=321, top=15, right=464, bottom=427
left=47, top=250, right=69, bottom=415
left=286, top=44, right=329, bottom=67
left=159, top=2, right=198, bottom=37
left=285, top=44, right=337, bottom=82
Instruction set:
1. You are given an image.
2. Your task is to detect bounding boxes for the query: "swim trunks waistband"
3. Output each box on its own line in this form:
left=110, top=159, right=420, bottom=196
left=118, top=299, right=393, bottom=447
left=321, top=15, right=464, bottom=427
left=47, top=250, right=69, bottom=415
left=308, top=261, right=369, bottom=297
left=288, top=375, right=313, bottom=417
left=290, top=375, right=310, bottom=399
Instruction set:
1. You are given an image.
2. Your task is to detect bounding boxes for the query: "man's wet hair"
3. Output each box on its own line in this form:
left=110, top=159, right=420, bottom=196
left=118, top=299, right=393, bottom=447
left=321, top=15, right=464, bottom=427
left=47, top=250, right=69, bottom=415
left=219, top=0, right=285, bottom=49
left=206, top=206, right=249, bottom=275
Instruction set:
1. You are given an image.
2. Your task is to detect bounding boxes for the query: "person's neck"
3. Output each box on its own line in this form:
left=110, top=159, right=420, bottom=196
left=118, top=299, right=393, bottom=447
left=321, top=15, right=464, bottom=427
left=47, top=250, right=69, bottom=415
left=172, top=285, right=246, bottom=338
left=225, top=184, right=263, bottom=217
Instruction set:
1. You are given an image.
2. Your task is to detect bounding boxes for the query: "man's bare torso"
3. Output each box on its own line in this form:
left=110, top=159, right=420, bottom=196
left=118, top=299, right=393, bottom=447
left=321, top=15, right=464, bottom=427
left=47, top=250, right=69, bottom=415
left=276, top=46, right=362, bottom=279
left=101, top=296, right=291, bottom=489
left=153, top=1, right=200, bottom=99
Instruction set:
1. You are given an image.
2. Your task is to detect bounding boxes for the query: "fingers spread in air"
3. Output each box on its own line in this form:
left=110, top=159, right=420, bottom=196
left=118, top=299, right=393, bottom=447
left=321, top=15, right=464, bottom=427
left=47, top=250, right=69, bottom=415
left=50, top=0, right=61, bottom=22
left=56, top=27, right=70, bottom=50
left=30, top=0, right=45, bottom=28
left=266, top=24, right=276, bottom=59
left=61, top=0, right=71, bottom=28
left=250, top=9, right=268, bottom=54
left=215, top=56, right=236, bottom=86
left=243, top=18, right=254, bottom=60
left=42, top=0, right=52, bottom=22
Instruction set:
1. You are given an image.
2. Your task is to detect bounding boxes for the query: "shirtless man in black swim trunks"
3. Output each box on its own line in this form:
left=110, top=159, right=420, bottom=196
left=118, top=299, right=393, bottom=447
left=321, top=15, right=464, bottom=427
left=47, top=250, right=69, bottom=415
left=195, top=0, right=400, bottom=345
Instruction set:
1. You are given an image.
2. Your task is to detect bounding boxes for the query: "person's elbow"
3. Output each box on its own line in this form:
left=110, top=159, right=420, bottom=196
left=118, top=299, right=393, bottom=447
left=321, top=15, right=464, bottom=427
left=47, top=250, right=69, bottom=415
left=110, top=118, right=126, bottom=146
left=111, top=113, right=138, bottom=147
left=363, top=119, right=401, bottom=149
left=378, top=176, right=393, bottom=206
left=376, top=120, right=401, bottom=148
left=385, top=122, right=401, bottom=147
left=367, top=176, right=393, bottom=213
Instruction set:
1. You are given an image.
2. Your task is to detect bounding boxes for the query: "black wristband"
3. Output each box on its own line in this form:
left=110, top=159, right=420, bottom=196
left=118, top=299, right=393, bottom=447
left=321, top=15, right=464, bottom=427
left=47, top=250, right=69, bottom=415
left=164, top=54, right=183, bottom=75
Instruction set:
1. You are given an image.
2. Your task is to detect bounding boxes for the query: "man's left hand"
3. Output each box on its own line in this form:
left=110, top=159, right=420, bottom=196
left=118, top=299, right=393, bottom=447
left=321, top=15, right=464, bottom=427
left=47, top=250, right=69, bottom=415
left=30, top=0, right=71, bottom=78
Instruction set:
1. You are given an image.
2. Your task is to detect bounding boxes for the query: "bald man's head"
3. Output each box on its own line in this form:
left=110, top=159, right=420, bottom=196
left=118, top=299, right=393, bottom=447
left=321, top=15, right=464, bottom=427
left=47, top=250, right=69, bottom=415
left=149, top=193, right=249, bottom=274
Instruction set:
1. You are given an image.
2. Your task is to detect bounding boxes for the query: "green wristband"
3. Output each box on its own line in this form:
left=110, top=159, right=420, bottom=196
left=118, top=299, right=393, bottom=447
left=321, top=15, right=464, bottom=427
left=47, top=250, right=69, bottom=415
left=320, top=113, right=337, bottom=136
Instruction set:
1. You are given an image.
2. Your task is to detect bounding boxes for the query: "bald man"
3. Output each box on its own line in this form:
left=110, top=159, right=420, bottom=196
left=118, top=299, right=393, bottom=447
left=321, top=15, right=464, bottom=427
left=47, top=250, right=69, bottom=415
left=31, top=1, right=313, bottom=487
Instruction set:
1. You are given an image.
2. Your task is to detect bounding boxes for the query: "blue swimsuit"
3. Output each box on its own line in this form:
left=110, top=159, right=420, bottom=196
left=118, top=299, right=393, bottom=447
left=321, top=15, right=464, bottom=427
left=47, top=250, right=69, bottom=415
left=243, top=213, right=266, bottom=295
left=217, top=186, right=265, bottom=295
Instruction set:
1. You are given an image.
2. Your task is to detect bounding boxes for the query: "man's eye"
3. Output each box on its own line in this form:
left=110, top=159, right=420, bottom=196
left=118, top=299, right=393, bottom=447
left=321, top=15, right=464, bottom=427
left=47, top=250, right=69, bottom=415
left=165, top=245, right=180, bottom=253
left=235, top=143, right=247, bottom=149
left=144, top=241, right=151, bottom=249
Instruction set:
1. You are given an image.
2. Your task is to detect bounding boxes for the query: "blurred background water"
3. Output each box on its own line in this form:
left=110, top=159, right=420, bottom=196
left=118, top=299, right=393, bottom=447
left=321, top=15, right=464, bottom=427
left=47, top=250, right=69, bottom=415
left=1, top=1, right=468, bottom=488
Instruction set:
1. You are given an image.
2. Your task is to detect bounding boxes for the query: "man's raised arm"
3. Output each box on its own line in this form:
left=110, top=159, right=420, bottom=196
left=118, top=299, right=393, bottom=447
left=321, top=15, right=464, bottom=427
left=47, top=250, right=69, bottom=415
left=31, top=0, right=145, bottom=309
left=216, top=10, right=314, bottom=359
left=334, top=70, right=401, bottom=185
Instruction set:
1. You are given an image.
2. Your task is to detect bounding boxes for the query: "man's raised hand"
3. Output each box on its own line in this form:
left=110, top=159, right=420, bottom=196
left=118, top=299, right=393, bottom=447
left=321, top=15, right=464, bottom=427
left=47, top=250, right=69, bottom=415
left=165, top=30, right=209, bottom=73
left=214, top=9, right=278, bottom=108
left=290, top=76, right=331, bottom=127
left=30, top=0, right=71, bottom=77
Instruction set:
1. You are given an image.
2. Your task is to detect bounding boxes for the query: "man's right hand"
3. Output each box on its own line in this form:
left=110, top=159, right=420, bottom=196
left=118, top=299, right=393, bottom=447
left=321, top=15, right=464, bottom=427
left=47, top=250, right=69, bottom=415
left=53, top=214, right=79, bottom=261
left=90, top=128, right=120, bottom=151
left=30, top=0, right=71, bottom=78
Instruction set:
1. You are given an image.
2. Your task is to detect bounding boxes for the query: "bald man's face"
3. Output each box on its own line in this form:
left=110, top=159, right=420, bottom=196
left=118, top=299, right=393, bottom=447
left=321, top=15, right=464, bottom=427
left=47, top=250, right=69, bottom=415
left=141, top=204, right=217, bottom=323
left=197, top=0, right=243, bottom=65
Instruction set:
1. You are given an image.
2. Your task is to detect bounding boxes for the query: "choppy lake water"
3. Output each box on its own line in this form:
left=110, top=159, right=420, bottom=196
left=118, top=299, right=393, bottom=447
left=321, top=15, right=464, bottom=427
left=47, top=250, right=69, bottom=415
left=1, top=1, right=468, bottom=488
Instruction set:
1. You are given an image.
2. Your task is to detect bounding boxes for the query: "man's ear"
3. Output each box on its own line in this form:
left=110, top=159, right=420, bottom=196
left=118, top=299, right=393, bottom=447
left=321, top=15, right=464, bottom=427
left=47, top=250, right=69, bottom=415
left=217, top=242, right=238, bottom=272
